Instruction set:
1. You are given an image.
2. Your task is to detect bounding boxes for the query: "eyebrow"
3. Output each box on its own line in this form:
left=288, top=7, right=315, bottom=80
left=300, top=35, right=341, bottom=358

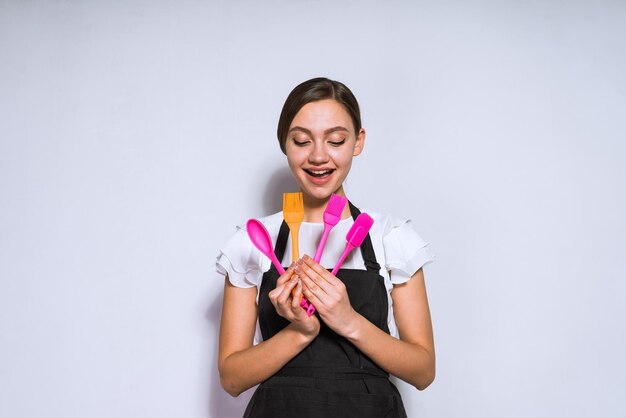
left=288, top=126, right=350, bottom=136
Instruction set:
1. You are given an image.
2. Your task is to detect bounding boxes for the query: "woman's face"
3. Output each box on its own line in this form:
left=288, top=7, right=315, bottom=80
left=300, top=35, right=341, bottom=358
left=285, top=99, right=365, bottom=201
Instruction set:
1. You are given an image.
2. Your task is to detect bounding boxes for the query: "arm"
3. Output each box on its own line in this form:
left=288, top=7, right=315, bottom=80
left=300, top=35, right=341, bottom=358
left=218, top=267, right=320, bottom=397
left=297, top=256, right=435, bottom=390
left=348, top=268, right=435, bottom=389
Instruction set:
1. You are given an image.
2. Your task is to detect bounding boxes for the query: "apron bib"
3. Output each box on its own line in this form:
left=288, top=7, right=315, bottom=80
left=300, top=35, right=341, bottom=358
left=244, top=203, right=408, bottom=418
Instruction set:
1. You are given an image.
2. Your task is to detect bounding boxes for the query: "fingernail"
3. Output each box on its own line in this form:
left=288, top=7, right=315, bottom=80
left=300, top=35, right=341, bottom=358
left=294, top=265, right=302, bottom=273
left=303, top=255, right=311, bottom=261
left=296, top=258, right=303, bottom=265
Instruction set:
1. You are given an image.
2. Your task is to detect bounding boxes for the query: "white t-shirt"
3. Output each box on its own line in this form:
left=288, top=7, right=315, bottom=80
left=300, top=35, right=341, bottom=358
left=215, top=210, right=435, bottom=343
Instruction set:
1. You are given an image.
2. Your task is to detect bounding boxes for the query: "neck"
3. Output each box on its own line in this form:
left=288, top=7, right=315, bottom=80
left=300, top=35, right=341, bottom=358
left=301, top=186, right=352, bottom=222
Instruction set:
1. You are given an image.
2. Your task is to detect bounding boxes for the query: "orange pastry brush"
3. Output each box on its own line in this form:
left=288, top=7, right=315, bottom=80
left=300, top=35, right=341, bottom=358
left=283, top=192, right=304, bottom=263
left=283, top=192, right=311, bottom=310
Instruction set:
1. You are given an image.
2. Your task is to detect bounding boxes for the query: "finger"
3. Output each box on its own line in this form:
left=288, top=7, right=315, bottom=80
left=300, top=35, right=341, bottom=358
left=291, top=279, right=304, bottom=311
left=269, top=269, right=292, bottom=299
left=276, top=275, right=298, bottom=305
left=276, top=264, right=297, bottom=287
left=268, top=281, right=287, bottom=302
left=301, top=255, right=343, bottom=286
left=297, top=269, right=328, bottom=301
left=269, top=275, right=293, bottom=304
left=301, top=282, right=325, bottom=310
left=295, top=261, right=332, bottom=296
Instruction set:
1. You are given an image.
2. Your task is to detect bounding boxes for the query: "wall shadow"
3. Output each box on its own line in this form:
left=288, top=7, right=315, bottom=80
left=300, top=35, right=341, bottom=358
left=260, top=166, right=298, bottom=215
left=206, top=168, right=297, bottom=416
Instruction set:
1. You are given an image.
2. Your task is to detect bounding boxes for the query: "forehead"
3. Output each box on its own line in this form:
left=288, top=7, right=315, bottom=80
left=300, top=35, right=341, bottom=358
left=290, top=99, right=353, bottom=130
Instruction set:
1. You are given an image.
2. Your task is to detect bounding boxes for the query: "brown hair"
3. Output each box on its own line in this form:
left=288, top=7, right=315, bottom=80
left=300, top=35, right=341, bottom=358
left=277, top=77, right=362, bottom=154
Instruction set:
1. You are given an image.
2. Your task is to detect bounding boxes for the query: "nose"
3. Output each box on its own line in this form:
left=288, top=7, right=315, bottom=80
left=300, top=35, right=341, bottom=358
left=308, top=142, right=329, bottom=165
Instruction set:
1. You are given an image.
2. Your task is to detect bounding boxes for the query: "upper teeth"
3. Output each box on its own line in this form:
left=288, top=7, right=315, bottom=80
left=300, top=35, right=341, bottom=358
left=309, top=169, right=331, bottom=175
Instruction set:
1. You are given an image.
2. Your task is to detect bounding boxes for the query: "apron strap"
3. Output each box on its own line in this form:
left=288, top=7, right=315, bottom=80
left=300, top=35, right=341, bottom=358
left=273, top=201, right=381, bottom=274
left=274, top=219, right=290, bottom=268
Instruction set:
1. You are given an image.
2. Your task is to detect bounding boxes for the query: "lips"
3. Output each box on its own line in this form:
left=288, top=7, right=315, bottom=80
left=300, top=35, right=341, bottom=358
left=302, top=168, right=336, bottom=186
left=303, top=168, right=335, bottom=178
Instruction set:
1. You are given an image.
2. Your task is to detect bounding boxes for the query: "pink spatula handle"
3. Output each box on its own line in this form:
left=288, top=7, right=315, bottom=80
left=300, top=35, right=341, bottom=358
left=331, top=243, right=355, bottom=276
left=270, top=255, right=286, bottom=275
left=330, top=213, right=374, bottom=275
left=313, top=224, right=332, bottom=263
left=300, top=298, right=316, bottom=316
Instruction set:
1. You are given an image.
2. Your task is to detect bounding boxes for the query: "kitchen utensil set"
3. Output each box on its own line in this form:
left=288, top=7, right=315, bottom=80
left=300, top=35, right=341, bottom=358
left=246, top=193, right=373, bottom=317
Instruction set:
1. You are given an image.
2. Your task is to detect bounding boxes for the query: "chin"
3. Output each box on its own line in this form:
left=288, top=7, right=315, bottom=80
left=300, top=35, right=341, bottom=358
left=297, top=184, right=333, bottom=201
left=310, top=187, right=344, bottom=202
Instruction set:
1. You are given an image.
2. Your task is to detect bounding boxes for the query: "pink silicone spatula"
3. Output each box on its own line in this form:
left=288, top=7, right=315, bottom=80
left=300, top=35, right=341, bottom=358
left=303, top=194, right=348, bottom=317
left=331, top=213, right=374, bottom=276
left=313, top=193, right=348, bottom=263
left=246, top=219, right=285, bottom=275
left=247, top=218, right=316, bottom=317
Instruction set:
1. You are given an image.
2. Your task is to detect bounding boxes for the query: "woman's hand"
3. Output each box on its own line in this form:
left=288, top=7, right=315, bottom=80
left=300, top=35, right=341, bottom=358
left=268, top=264, right=320, bottom=339
left=296, top=255, right=360, bottom=338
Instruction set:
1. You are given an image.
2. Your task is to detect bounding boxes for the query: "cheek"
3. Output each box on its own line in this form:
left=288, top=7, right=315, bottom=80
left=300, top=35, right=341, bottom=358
left=287, top=159, right=299, bottom=175
left=286, top=150, right=304, bottom=174
left=329, top=149, right=354, bottom=167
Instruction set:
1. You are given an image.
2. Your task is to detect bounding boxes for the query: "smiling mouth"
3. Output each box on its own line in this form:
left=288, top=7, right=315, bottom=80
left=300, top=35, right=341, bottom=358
left=304, top=169, right=335, bottom=178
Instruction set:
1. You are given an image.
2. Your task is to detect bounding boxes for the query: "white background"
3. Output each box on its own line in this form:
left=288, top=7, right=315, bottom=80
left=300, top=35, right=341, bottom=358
left=1, top=1, right=625, bottom=417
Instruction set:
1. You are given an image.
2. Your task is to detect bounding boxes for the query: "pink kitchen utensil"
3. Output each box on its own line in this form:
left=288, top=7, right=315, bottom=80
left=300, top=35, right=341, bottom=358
left=247, top=218, right=316, bottom=317
left=301, top=194, right=348, bottom=317
left=313, top=193, right=348, bottom=263
left=246, top=219, right=285, bottom=275
left=302, top=194, right=348, bottom=317
left=331, top=213, right=374, bottom=276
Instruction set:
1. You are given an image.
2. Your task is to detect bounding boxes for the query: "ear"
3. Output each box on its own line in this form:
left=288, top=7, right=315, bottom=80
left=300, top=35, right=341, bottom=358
left=353, top=128, right=366, bottom=156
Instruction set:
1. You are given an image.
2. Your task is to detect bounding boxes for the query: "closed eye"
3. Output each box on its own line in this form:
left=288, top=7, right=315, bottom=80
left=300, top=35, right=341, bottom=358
left=329, top=139, right=346, bottom=146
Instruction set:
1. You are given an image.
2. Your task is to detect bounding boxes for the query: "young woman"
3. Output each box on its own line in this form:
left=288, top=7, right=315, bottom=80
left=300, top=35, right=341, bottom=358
left=216, top=77, right=435, bottom=417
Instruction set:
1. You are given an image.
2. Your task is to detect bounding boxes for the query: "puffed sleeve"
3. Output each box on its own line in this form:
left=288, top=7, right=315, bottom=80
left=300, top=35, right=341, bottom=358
left=383, top=217, right=435, bottom=284
left=215, top=225, right=263, bottom=288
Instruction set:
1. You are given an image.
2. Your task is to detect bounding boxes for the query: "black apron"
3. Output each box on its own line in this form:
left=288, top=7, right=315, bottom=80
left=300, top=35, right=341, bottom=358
left=244, top=202, right=408, bottom=418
